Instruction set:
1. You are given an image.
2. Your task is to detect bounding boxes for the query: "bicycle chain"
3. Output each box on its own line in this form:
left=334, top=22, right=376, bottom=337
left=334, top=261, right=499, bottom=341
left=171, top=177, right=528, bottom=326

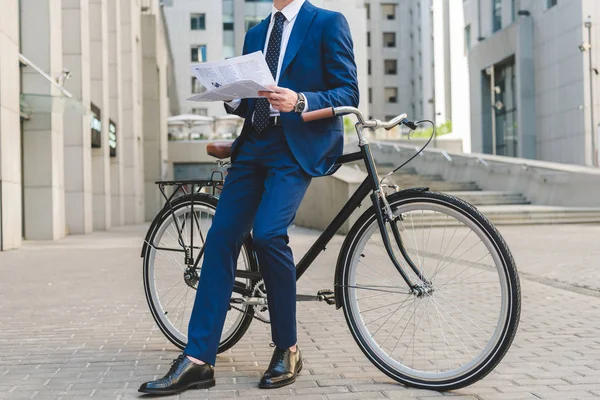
left=229, top=304, right=271, bottom=324
left=229, top=280, right=271, bottom=324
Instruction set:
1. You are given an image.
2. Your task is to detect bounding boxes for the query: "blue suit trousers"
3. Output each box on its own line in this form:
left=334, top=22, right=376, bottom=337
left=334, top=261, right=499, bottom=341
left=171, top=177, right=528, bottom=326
left=184, top=126, right=312, bottom=365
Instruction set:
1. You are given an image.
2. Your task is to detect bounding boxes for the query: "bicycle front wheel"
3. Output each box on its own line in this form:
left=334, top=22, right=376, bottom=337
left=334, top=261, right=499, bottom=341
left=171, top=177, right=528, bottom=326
left=340, top=191, right=520, bottom=391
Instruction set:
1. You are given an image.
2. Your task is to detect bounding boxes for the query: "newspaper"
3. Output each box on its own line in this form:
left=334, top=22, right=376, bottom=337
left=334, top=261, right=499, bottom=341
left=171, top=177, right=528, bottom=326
left=187, top=51, right=275, bottom=102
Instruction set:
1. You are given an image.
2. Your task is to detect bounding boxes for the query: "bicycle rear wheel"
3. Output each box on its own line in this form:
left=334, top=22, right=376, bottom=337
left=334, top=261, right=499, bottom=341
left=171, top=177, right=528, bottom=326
left=339, top=191, right=520, bottom=390
left=143, top=193, right=257, bottom=353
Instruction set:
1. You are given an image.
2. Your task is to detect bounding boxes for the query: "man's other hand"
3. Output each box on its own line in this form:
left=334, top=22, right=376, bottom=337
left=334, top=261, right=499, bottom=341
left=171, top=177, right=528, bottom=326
left=258, top=86, right=298, bottom=113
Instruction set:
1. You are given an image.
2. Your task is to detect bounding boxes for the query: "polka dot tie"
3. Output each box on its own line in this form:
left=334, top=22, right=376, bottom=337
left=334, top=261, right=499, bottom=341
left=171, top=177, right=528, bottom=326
left=253, top=12, right=286, bottom=134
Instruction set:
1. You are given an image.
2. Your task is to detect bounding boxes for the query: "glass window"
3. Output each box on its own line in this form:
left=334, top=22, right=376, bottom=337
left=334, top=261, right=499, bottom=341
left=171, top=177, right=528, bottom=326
left=109, top=120, right=117, bottom=158
left=547, top=0, right=557, bottom=8
left=245, top=17, right=262, bottom=31
left=368, top=59, right=371, bottom=75
left=511, top=0, right=516, bottom=22
left=382, top=4, right=396, bottom=20
left=384, top=59, right=397, bottom=75
left=191, top=77, right=206, bottom=94
left=190, top=13, right=206, bottom=30
left=367, top=31, right=371, bottom=47
left=368, top=88, right=373, bottom=103
left=366, top=3, right=370, bottom=19
left=492, top=0, right=502, bottom=33
left=385, top=87, right=398, bottom=103
left=464, top=25, right=471, bottom=54
left=383, top=32, right=396, bottom=48
left=191, top=45, right=207, bottom=62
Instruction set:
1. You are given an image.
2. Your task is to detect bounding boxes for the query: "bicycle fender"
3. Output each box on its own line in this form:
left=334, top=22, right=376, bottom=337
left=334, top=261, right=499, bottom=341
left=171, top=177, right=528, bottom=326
left=333, top=187, right=429, bottom=309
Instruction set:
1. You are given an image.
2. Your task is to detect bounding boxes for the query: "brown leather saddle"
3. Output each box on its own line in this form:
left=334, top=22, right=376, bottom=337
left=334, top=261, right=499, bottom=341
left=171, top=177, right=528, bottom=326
left=206, top=141, right=233, bottom=159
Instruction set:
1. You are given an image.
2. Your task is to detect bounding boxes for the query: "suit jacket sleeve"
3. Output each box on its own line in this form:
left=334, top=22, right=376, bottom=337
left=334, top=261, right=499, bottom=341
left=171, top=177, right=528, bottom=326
left=223, top=37, right=251, bottom=118
left=302, top=12, right=360, bottom=112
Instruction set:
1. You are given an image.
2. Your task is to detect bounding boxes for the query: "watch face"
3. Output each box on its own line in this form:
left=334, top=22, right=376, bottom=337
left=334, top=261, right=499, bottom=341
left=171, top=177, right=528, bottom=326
left=296, top=95, right=306, bottom=113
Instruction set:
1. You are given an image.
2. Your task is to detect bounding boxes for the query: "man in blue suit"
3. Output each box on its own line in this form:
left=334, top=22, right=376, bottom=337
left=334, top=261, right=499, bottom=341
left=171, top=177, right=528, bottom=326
left=139, top=0, right=358, bottom=395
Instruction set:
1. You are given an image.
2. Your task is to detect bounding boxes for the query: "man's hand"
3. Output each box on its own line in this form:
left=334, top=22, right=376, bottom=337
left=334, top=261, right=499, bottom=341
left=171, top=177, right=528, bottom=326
left=258, top=86, right=298, bottom=113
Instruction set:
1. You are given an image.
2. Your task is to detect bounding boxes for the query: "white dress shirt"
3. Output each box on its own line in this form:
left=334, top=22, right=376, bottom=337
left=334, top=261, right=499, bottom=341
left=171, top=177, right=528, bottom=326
left=227, top=0, right=308, bottom=116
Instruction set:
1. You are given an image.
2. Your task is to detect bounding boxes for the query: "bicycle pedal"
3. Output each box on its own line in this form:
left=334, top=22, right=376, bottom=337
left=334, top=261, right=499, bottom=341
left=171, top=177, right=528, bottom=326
left=317, top=289, right=335, bottom=305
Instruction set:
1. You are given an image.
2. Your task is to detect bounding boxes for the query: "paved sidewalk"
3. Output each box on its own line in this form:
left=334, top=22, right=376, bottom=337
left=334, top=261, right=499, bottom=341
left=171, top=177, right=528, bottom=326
left=1, top=224, right=600, bottom=399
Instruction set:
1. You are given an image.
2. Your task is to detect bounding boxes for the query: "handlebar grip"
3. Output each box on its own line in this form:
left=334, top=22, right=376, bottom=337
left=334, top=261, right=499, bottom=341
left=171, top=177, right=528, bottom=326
left=301, top=107, right=335, bottom=122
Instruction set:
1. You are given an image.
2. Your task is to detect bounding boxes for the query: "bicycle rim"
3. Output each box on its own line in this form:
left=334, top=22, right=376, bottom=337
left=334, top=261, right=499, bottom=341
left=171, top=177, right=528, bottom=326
left=342, top=195, right=517, bottom=387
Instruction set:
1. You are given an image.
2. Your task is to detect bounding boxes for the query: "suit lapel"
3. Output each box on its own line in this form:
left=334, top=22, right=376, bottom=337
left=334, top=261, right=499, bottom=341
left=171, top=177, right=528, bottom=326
left=280, top=2, right=317, bottom=78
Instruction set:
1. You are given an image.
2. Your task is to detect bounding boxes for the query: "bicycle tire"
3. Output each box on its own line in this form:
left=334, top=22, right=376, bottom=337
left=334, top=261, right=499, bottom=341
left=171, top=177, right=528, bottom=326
left=339, top=190, right=521, bottom=391
left=143, top=193, right=258, bottom=354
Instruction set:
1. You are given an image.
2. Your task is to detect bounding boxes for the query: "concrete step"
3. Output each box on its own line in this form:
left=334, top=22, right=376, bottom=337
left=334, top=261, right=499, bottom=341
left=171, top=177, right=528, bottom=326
left=389, top=179, right=480, bottom=192
left=399, top=205, right=600, bottom=226
left=446, top=191, right=530, bottom=206
left=479, top=205, right=600, bottom=225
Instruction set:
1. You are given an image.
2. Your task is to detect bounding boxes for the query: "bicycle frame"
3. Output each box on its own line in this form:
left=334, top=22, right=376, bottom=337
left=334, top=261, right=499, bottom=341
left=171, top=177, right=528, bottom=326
left=294, top=125, right=426, bottom=293
left=146, top=111, right=428, bottom=298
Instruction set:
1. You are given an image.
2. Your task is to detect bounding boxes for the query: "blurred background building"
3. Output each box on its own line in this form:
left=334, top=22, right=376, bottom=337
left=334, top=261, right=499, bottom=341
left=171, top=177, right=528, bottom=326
left=3, top=0, right=600, bottom=252
left=0, top=0, right=178, bottom=251
left=365, top=0, right=471, bottom=152
left=464, top=0, right=600, bottom=166
left=163, top=0, right=370, bottom=119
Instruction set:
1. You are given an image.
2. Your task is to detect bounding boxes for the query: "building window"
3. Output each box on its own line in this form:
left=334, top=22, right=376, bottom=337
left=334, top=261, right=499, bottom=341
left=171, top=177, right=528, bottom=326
left=547, top=0, right=557, bottom=7
left=385, top=87, right=398, bottom=103
left=223, top=22, right=234, bottom=31
left=382, top=4, right=396, bottom=20
left=191, top=108, right=208, bottom=116
left=368, top=88, right=373, bottom=103
left=109, top=120, right=117, bottom=158
left=90, top=103, right=102, bottom=148
left=464, top=25, right=471, bottom=54
left=191, top=45, right=207, bottom=62
left=384, top=59, right=397, bottom=75
left=492, top=0, right=502, bottom=32
left=511, top=0, right=516, bottom=22
left=190, top=13, right=206, bottom=30
left=191, top=77, right=205, bottom=94
left=368, top=59, right=371, bottom=75
left=367, top=32, right=371, bottom=47
left=245, top=17, right=262, bottom=31
left=383, top=32, right=396, bottom=48
left=366, top=3, right=370, bottom=19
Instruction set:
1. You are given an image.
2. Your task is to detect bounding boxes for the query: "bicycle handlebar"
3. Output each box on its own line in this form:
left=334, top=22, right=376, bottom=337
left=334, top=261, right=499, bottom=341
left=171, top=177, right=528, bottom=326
left=301, top=106, right=412, bottom=131
left=302, top=107, right=335, bottom=122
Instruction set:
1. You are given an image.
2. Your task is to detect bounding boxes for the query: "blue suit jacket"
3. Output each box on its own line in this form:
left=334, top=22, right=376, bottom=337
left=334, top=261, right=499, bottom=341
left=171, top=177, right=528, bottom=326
left=227, top=1, right=359, bottom=177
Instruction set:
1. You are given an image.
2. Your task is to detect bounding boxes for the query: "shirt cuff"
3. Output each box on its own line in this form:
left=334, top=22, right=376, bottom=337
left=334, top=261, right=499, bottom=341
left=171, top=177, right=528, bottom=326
left=226, top=99, right=241, bottom=111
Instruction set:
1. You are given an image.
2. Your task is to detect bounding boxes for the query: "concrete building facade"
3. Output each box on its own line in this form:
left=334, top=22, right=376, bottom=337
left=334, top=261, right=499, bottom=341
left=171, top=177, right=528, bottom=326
left=163, top=0, right=369, bottom=118
left=464, top=0, right=600, bottom=166
left=0, top=0, right=178, bottom=251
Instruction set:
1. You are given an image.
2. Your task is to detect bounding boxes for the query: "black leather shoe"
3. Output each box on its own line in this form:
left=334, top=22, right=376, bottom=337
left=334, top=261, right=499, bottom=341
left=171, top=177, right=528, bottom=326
left=138, top=354, right=215, bottom=395
left=259, top=346, right=303, bottom=389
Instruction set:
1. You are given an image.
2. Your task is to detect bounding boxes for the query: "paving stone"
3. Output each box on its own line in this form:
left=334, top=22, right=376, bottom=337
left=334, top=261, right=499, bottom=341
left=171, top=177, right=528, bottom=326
left=2, top=224, right=600, bottom=399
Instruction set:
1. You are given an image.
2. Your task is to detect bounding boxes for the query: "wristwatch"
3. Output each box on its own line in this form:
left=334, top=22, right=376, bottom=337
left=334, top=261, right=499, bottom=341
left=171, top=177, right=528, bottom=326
left=294, top=92, right=307, bottom=113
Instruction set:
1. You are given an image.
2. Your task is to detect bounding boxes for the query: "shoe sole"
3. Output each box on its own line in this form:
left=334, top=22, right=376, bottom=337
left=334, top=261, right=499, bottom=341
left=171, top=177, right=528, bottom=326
left=138, top=378, right=215, bottom=395
left=258, top=361, right=303, bottom=389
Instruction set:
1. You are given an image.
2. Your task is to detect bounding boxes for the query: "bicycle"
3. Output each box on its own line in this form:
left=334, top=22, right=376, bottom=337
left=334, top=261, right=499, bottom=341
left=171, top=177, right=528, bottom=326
left=141, top=107, right=521, bottom=391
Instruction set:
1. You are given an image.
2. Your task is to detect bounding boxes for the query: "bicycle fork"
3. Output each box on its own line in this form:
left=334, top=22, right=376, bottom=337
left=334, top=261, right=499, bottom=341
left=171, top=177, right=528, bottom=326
left=360, top=133, right=431, bottom=296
